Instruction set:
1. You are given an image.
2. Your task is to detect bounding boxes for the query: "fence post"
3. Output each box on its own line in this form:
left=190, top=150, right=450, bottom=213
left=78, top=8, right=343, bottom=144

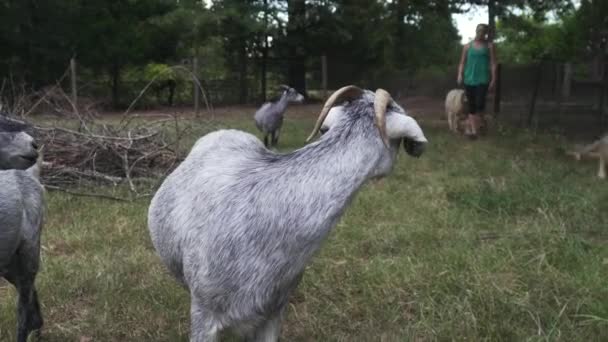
left=561, top=62, right=572, bottom=100
left=193, top=56, right=199, bottom=116
left=600, top=65, right=607, bottom=129
left=493, top=63, right=501, bottom=115
left=321, top=55, right=328, bottom=99
left=70, top=58, right=78, bottom=113
left=527, top=61, right=543, bottom=126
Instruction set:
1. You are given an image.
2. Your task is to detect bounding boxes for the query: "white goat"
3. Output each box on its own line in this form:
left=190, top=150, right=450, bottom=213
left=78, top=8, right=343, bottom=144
left=148, top=85, right=427, bottom=341
left=445, top=88, right=467, bottom=133
left=0, top=116, right=45, bottom=342
left=254, top=85, right=304, bottom=147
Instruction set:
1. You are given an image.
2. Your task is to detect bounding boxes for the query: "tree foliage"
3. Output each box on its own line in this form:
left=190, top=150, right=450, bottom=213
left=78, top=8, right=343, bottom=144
left=0, top=0, right=603, bottom=106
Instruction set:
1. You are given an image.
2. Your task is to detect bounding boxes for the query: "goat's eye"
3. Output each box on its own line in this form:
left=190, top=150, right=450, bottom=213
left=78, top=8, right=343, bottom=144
left=320, top=127, right=328, bottom=135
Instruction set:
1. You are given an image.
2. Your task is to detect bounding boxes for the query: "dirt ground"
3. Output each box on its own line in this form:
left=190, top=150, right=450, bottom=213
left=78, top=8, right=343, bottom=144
left=68, top=94, right=604, bottom=142
left=95, top=95, right=447, bottom=124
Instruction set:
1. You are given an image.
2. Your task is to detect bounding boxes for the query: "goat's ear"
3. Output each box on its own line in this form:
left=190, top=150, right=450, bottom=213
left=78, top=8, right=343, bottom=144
left=320, top=106, right=344, bottom=132
left=386, top=113, right=427, bottom=143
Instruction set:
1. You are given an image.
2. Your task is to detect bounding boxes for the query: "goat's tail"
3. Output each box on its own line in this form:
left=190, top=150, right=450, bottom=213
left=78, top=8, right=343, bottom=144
left=27, top=144, right=44, bottom=179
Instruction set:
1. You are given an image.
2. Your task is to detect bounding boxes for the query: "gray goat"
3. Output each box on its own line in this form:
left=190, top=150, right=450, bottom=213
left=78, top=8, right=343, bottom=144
left=148, top=85, right=427, bottom=341
left=254, top=85, right=304, bottom=147
left=0, top=116, right=39, bottom=170
left=0, top=116, right=45, bottom=342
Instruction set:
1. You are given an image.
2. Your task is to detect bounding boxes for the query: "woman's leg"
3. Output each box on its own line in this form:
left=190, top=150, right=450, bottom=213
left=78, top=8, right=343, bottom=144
left=475, top=84, right=489, bottom=134
left=464, top=85, right=477, bottom=136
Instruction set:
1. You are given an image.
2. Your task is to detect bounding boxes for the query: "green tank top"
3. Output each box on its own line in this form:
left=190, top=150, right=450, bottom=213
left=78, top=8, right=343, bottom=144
left=464, top=42, right=490, bottom=86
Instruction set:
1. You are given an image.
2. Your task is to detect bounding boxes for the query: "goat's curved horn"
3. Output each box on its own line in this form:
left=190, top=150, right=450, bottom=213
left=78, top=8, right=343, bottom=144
left=278, top=84, right=290, bottom=90
left=306, top=85, right=363, bottom=142
left=374, top=88, right=391, bottom=148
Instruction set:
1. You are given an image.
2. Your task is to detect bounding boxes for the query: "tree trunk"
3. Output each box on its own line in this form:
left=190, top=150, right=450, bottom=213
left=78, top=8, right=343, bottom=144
left=393, top=0, right=406, bottom=65
left=287, top=0, right=307, bottom=97
left=261, top=0, right=269, bottom=103
left=527, top=61, right=543, bottom=126
left=488, top=0, right=496, bottom=41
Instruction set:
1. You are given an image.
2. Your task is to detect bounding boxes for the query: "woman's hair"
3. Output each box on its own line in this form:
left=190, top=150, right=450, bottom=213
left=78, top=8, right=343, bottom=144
left=476, top=24, right=489, bottom=34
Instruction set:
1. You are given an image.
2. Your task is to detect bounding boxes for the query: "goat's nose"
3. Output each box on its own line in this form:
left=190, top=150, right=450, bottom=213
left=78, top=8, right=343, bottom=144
left=32, top=141, right=39, bottom=150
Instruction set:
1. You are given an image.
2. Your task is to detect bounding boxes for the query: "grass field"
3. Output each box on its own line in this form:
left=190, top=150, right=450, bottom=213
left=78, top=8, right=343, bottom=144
left=1, top=107, right=607, bottom=341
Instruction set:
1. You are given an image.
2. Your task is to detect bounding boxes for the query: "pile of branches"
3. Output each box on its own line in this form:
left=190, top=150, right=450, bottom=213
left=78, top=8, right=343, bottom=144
left=1, top=112, right=187, bottom=201
left=1, top=66, right=217, bottom=200
left=32, top=116, right=183, bottom=198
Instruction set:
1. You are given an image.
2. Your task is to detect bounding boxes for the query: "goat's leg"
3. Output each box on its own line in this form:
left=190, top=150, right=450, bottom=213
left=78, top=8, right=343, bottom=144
left=190, top=297, right=219, bottom=342
left=447, top=112, right=455, bottom=132
left=263, top=134, right=269, bottom=148
left=598, top=156, right=606, bottom=179
left=244, top=308, right=285, bottom=342
left=272, top=129, right=280, bottom=147
left=28, top=287, right=43, bottom=335
left=6, top=273, right=43, bottom=342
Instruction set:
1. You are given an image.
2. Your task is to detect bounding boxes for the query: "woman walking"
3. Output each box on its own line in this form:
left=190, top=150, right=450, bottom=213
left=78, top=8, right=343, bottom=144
left=457, top=23, right=497, bottom=138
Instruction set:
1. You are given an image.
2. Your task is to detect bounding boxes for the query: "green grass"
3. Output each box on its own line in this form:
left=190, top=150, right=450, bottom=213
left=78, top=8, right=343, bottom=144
left=1, top=113, right=607, bottom=341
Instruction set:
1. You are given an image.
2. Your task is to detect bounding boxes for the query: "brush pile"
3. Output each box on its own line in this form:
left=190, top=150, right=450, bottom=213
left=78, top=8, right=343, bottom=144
left=2, top=113, right=185, bottom=199
left=33, top=118, right=182, bottom=192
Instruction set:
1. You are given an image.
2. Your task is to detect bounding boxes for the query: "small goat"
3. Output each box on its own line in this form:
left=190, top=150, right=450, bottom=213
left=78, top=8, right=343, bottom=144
left=254, top=85, right=304, bottom=147
left=445, top=88, right=467, bottom=133
left=0, top=116, right=44, bottom=342
left=148, top=85, right=427, bottom=341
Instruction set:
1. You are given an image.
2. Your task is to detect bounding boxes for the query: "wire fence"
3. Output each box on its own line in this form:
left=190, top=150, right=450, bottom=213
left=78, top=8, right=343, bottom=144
left=4, top=55, right=607, bottom=137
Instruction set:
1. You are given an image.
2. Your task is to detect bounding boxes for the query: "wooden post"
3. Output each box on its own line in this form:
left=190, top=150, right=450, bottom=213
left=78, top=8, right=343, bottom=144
left=193, top=56, right=199, bottom=116
left=493, top=63, right=501, bottom=115
left=70, top=58, right=77, bottom=112
left=527, top=62, right=543, bottom=126
left=261, top=0, right=268, bottom=103
left=555, top=63, right=564, bottom=126
left=562, top=63, right=572, bottom=100
left=321, top=55, right=328, bottom=99
left=599, top=65, right=607, bottom=130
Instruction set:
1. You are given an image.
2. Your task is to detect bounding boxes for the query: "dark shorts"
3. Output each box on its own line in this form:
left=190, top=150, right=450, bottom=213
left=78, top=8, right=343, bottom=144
left=465, top=84, right=489, bottom=115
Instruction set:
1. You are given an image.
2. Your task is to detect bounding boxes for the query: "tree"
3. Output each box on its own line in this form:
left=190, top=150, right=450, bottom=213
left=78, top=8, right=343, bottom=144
left=211, top=0, right=266, bottom=103
left=74, top=0, right=180, bottom=108
left=574, top=0, right=608, bottom=78
left=286, top=0, right=307, bottom=96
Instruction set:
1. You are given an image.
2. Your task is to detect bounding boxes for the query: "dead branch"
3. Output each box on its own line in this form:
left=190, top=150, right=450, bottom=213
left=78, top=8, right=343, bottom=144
left=29, top=113, right=185, bottom=197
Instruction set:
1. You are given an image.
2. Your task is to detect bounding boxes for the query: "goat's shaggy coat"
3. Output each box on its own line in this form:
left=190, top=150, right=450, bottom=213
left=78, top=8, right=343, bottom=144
left=0, top=116, right=44, bottom=342
left=148, top=87, right=427, bottom=341
left=445, top=88, right=467, bottom=133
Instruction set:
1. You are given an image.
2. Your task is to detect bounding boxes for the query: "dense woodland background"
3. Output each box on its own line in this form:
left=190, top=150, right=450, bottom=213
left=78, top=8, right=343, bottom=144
left=1, top=3, right=608, bottom=341
left=0, top=0, right=605, bottom=141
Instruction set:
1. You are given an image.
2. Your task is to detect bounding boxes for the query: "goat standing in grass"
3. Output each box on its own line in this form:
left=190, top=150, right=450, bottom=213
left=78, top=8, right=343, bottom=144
left=148, top=85, right=427, bottom=341
left=254, top=85, right=304, bottom=147
left=0, top=116, right=45, bottom=342
left=445, top=88, right=467, bottom=133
